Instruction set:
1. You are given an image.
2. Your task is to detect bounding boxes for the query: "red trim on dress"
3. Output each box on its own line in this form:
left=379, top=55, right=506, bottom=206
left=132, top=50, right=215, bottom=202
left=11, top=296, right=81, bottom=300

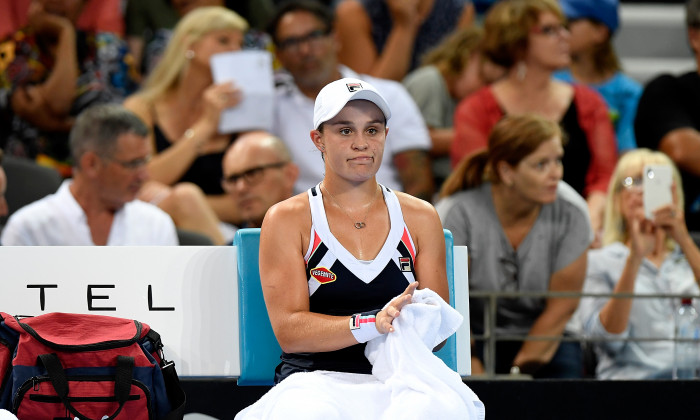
left=305, top=231, right=323, bottom=264
left=401, top=228, right=416, bottom=260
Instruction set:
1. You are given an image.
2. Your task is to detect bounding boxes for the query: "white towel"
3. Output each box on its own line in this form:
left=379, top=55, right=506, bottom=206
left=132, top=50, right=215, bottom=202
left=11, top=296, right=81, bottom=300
left=365, top=288, right=484, bottom=419
left=235, top=288, right=485, bottom=420
left=0, top=410, right=18, bottom=420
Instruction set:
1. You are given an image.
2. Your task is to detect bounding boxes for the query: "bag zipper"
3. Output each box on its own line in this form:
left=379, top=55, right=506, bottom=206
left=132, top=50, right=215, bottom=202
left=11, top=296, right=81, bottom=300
left=29, top=394, right=142, bottom=403
left=13, top=375, right=152, bottom=413
left=15, top=318, right=143, bottom=351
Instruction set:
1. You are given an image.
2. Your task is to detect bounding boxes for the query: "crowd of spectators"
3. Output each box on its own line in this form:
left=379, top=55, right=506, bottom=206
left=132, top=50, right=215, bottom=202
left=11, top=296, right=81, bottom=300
left=1, top=0, right=699, bottom=381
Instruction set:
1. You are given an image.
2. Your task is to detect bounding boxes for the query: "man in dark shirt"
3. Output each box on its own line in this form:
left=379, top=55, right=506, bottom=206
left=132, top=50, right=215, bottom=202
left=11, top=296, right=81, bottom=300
left=634, top=0, right=700, bottom=231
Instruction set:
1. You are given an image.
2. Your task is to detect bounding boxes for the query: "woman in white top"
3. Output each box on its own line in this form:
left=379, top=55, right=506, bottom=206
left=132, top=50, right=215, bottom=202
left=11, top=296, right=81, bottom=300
left=579, top=149, right=700, bottom=379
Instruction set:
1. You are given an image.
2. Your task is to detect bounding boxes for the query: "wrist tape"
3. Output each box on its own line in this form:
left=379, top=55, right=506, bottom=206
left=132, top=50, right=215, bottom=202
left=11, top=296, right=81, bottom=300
left=349, top=309, right=382, bottom=343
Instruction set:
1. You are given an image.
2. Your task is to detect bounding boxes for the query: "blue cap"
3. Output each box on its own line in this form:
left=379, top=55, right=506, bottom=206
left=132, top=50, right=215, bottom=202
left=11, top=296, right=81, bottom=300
left=560, top=0, right=619, bottom=33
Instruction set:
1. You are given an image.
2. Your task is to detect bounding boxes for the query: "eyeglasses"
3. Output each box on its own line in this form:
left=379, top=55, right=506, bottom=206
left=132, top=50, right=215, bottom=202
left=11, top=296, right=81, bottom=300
left=221, top=161, right=287, bottom=189
left=276, top=28, right=331, bottom=53
left=105, top=155, right=151, bottom=170
left=531, top=23, right=568, bottom=37
left=620, top=176, right=643, bottom=191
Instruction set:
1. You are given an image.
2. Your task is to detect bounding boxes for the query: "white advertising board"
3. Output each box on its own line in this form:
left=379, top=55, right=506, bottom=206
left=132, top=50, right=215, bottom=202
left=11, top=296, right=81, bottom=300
left=454, top=246, right=471, bottom=377
left=0, top=246, right=240, bottom=377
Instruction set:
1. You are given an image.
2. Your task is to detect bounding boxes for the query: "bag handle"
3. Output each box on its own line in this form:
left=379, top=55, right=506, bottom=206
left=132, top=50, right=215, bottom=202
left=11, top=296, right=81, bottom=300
left=38, top=353, right=135, bottom=420
left=145, top=329, right=185, bottom=420
left=160, top=360, right=186, bottom=420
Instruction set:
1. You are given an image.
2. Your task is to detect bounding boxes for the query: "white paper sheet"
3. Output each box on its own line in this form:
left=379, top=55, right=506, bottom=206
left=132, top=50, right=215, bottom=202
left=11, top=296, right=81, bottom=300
left=210, top=50, right=274, bottom=133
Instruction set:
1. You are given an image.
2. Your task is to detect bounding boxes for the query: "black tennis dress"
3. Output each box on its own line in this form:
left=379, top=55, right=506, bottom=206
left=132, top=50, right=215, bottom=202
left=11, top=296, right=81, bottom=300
left=274, top=183, right=417, bottom=383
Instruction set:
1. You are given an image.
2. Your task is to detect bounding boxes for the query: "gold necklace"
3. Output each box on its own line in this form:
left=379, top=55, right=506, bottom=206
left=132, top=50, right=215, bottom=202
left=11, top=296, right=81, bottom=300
left=321, top=183, right=380, bottom=229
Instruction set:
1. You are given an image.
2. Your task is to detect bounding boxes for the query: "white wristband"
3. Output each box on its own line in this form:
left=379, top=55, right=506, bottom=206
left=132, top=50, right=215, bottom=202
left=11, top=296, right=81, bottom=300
left=349, top=310, right=382, bottom=343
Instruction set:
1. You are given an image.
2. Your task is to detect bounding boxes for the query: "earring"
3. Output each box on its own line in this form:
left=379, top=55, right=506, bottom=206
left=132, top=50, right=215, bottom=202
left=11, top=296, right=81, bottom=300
left=516, top=61, right=527, bottom=81
left=185, top=50, right=195, bottom=60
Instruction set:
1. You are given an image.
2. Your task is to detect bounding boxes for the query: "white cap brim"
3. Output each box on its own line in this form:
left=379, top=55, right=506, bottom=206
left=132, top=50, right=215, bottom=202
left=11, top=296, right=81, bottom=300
left=313, top=78, right=392, bottom=129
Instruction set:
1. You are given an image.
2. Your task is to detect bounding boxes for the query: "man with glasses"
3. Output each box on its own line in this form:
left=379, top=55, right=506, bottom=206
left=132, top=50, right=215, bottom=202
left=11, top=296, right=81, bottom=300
left=221, top=131, right=299, bottom=229
left=0, top=105, right=178, bottom=246
left=267, top=0, right=434, bottom=202
left=635, top=0, right=700, bottom=233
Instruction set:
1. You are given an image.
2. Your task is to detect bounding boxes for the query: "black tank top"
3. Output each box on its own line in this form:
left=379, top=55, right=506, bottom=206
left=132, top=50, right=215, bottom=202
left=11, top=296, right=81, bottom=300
left=153, top=124, right=229, bottom=195
left=275, top=184, right=416, bottom=383
left=559, top=101, right=590, bottom=196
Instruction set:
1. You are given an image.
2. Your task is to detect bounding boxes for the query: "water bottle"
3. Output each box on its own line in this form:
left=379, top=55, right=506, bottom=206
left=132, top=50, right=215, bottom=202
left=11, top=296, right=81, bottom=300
left=673, top=297, right=700, bottom=379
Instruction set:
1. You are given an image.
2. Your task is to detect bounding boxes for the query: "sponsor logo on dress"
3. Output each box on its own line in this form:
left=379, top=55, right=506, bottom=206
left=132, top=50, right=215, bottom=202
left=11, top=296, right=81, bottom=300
left=310, top=267, right=337, bottom=284
left=399, top=257, right=412, bottom=272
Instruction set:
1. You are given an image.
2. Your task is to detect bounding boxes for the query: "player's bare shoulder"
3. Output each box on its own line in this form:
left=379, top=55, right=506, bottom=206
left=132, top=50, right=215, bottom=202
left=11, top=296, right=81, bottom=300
left=394, top=190, right=439, bottom=221
left=260, top=191, right=312, bottom=253
left=393, top=191, right=444, bottom=259
left=263, top=192, right=310, bottom=229
left=394, top=190, right=442, bottom=238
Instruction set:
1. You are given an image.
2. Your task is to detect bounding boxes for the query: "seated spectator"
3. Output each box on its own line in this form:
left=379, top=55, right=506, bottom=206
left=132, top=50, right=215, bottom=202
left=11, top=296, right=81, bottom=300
left=268, top=0, right=434, bottom=202
left=403, top=25, right=504, bottom=191
left=554, top=0, right=642, bottom=153
left=221, top=131, right=298, bottom=229
left=0, top=0, right=137, bottom=175
left=124, top=6, right=250, bottom=240
left=450, top=0, right=618, bottom=243
left=634, top=0, right=700, bottom=233
left=437, top=113, right=592, bottom=377
left=578, top=149, right=700, bottom=379
left=334, top=0, right=475, bottom=81
left=0, top=105, right=178, bottom=246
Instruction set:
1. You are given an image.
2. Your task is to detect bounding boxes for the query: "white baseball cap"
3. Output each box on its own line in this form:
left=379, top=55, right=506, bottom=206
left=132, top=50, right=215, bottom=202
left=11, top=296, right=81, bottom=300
left=313, top=77, right=392, bottom=130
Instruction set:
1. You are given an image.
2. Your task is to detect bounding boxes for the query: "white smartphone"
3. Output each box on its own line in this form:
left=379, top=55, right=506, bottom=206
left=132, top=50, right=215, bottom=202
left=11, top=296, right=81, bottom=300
left=643, top=164, right=673, bottom=220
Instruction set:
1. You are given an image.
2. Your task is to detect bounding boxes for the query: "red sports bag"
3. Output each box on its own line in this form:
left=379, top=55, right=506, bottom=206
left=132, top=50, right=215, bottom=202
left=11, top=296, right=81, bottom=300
left=0, top=312, right=185, bottom=420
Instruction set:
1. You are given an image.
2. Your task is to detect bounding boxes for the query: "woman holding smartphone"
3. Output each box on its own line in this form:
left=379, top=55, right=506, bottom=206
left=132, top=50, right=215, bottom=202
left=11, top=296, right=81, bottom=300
left=579, top=148, right=700, bottom=379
